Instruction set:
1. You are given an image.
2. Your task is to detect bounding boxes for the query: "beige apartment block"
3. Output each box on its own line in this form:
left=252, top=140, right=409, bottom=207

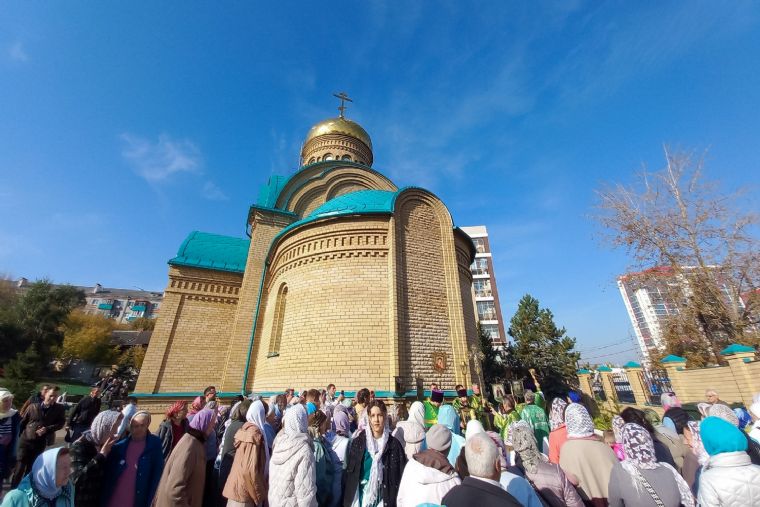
left=135, top=108, right=479, bottom=406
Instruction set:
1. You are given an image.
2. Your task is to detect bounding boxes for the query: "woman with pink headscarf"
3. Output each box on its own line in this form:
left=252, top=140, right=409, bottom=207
left=153, top=408, right=217, bottom=507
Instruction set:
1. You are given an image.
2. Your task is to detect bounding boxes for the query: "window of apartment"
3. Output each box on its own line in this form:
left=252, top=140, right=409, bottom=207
left=481, top=323, right=500, bottom=340
left=472, top=238, right=486, bottom=254
left=470, top=258, right=489, bottom=276
left=476, top=300, right=497, bottom=321
left=341, top=154, right=352, bottom=161
left=473, top=279, right=492, bottom=298
left=268, top=284, right=288, bottom=356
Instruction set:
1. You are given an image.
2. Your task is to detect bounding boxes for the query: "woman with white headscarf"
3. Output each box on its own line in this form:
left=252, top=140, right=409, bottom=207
left=608, top=423, right=694, bottom=507
left=0, top=389, right=21, bottom=485
left=69, top=410, right=122, bottom=507
left=222, top=401, right=269, bottom=507
left=343, top=400, right=407, bottom=507
left=1, top=447, right=75, bottom=507
left=558, top=403, right=618, bottom=506
left=682, top=420, right=708, bottom=496
left=268, top=404, right=317, bottom=507
left=547, top=397, right=567, bottom=464
left=511, top=421, right=583, bottom=507
left=392, top=401, right=426, bottom=461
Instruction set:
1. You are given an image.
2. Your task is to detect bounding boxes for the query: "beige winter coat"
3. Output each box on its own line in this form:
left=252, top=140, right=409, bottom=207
left=152, top=432, right=206, bottom=507
left=223, top=423, right=268, bottom=505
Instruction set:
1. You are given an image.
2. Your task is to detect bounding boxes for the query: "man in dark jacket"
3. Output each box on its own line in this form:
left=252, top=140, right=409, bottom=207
left=442, top=433, right=522, bottom=507
left=10, top=385, right=66, bottom=487
left=65, top=387, right=101, bottom=442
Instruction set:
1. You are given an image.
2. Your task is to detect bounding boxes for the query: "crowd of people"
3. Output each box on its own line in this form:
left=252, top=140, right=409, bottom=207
left=2, top=382, right=760, bottom=506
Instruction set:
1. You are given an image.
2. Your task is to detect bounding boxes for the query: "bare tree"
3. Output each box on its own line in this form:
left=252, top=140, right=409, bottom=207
left=596, top=147, right=760, bottom=365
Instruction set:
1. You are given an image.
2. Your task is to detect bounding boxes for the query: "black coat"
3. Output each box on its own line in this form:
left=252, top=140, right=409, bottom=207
left=68, top=395, right=102, bottom=427
left=441, top=477, right=523, bottom=507
left=156, top=418, right=189, bottom=460
left=69, top=437, right=107, bottom=507
left=19, top=402, right=66, bottom=449
left=342, top=430, right=406, bottom=507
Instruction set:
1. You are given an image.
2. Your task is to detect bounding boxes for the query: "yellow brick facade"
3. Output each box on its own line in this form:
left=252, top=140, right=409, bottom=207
left=135, top=117, right=479, bottom=405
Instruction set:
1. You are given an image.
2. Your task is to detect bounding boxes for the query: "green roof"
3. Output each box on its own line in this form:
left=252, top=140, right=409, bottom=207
left=169, top=231, right=250, bottom=273
left=623, top=361, right=642, bottom=369
left=309, top=189, right=397, bottom=218
left=661, top=354, right=686, bottom=364
left=131, top=305, right=146, bottom=312
left=597, top=365, right=612, bottom=372
left=97, top=303, right=113, bottom=310
left=720, top=343, right=756, bottom=355
left=576, top=368, right=591, bottom=374
left=257, top=175, right=288, bottom=208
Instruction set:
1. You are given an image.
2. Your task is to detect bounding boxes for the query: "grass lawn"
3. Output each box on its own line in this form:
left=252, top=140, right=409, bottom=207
left=36, top=378, right=94, bottom=396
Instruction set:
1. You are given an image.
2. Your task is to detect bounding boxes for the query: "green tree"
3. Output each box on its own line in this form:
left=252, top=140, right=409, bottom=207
left=0, top=280, right=84, bottom=366
left=507, top=294, right=580, bottom=400
left=4, top=343, right=44, bottom=402
left=478, top=323, right=503, bottom=387
left=59, top=311, right=120, bottom=364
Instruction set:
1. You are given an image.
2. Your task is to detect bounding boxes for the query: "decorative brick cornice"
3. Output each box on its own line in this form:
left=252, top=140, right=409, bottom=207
left=267, top=229, right=389, bottom=287
left=168, top=275, right=241, bottom=299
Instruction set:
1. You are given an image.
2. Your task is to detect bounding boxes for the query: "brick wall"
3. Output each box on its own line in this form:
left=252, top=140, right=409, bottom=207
left=249, top=217, right=392, bottom=392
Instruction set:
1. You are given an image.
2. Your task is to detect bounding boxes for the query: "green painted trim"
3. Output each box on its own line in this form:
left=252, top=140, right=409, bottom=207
left=661, top=354, right=687, bottom=364
left=241, top=257, right=270, bottom=395
left=131, top=392, right=242, bottom=399
left=248, top=204, right=298, bottom=218
left=720, top=343, right=755, bottom=355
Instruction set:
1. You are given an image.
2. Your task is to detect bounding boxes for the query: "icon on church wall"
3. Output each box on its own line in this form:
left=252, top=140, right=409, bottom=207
left=432, top=351, right=447, bottom=373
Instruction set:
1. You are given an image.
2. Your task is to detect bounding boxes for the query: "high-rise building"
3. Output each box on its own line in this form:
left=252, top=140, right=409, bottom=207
left=618, top=265, right=746, bottom=361
left=461, top=226, right=507, bottom=346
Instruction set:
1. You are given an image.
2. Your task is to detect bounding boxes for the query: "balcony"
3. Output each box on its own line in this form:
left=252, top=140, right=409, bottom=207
left=474, top=289, right=493, bottom=298
left=97, top=303, right=113, bottom=310
left=478, top=311, right=498, bottom=321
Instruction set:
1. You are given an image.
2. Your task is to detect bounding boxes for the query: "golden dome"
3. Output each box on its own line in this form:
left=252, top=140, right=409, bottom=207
left=304, top=117, right=372, bottom=150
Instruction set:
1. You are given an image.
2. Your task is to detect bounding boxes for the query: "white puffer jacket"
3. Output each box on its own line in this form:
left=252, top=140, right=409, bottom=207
left=268, top=431, right=317, bottom=507
left=396, top=456, right=461, bottom=507
left=697, top=451, right=760, bottom=506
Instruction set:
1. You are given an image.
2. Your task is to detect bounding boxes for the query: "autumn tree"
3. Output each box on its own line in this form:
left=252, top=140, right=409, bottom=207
left=129, top=317, right=156, bottom=331
left=596, top=148, right=760, bottom=365
left=477, top=323, right=503, bottom=388
left=59, top=310, right=120, bottom=365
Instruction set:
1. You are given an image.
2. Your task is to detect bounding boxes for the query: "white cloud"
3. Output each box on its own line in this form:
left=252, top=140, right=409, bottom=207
left=202, top=181, right=228, bottom=201
left=120, top=133, right=202, bottom=183
left=8, top=41, right=28, bottom=62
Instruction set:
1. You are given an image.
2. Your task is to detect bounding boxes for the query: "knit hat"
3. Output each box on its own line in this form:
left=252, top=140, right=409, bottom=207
left=431, top=390, right=444, bottom=403
left=426, top=424, right=452, bottom=452
left=700, top=416, right=747, bottom=456
left=456, top=388, right=468, bottom=398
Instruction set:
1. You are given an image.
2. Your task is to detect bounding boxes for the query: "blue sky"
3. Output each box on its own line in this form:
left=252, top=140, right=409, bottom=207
left=2, top=2, right=760, bottom=365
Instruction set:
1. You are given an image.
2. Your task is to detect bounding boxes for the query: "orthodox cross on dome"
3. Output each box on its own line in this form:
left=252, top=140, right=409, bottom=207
left=333, top=91, right=353, bottom=118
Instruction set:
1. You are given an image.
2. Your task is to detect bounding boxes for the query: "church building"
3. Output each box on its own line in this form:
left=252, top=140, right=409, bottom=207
left=134, top=99, right=480, bottom=404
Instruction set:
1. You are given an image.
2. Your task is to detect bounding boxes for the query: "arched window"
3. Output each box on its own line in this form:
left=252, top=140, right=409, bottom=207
left=323, top=153, right=334, bottom=161
left=308, top=157, right=315, bottom=164
left=268, top=284, right=288, bottom=356
left=341, top=154, right=352, bottom=161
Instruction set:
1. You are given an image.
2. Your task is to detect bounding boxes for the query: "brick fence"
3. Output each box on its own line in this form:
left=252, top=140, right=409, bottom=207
left=577, top=343, right=760, bottom=413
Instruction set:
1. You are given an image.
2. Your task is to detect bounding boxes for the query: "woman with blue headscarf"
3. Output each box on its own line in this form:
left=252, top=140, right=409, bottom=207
left=436, top=405, right=465, bottom=466
left=1, top=447, right=75, bottom=507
